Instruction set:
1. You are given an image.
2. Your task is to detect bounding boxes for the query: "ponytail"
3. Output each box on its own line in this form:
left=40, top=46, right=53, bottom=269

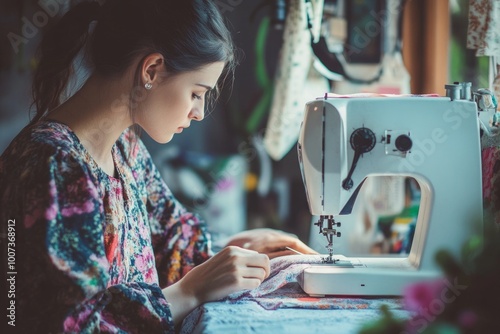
left=31, top=1, right=100, bottom=123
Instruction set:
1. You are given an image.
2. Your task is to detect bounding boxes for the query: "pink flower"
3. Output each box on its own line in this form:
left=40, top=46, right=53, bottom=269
left=403, top=279, right=445, bottom=313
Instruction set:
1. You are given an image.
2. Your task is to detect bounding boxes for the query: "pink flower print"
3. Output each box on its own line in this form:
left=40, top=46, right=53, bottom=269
left=136, top=248, right=154, bottom=273
left=45, top=203, right=58, bottom=221
left=182, top=223, right=194, bottom=239
left=85, top=178, right=99, bottom=198
left=144, top=267, right=158, bottom=284
left=482, top=148, right=496, bottom=201
left=135, top=255, right=148, bottom=273
left=63, top=316, right=77, bottom=331
left=89, top=254, right=110, bottom=273
left=138, top=222, right=150, bottom=240
left=61, top=200, right=95, bottom=217
left=63, top=307, right=92, bottom=332
left=49, top=179, right=57, bottom=197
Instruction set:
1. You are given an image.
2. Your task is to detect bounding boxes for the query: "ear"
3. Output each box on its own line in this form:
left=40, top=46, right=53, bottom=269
left=141, top=53, right=165, bottom=86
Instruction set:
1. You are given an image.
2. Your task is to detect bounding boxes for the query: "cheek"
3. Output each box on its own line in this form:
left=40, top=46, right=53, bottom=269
left=147, top=89, right=193, bottom=123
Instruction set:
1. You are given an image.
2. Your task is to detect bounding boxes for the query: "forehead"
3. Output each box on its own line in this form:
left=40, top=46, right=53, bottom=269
left=170, top=62, right=225, bottom=85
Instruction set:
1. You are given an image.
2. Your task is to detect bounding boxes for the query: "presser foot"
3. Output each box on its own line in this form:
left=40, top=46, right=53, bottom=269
left=322, top=242, right=336, bottom=263
left=321, top=253, right=339, bottom=264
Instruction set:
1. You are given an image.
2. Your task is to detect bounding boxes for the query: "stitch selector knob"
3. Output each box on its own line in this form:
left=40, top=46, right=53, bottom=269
left=395, top=134, right=412, bottom=152
left=343, top=128, right=376, bottom=190
left=350, top=128, right=376, bottom=153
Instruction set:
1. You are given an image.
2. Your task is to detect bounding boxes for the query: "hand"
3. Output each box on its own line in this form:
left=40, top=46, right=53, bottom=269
left=225, top=228, right=319, bottom=259
left=183, top=246, right=270, bottom=302
left=163, top=246, right=269, bottom=325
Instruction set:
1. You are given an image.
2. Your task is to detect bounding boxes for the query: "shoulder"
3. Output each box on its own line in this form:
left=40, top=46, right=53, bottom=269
left=2, top=120, right=82, bottom=157
left=0, top=120, right=95, bottom=184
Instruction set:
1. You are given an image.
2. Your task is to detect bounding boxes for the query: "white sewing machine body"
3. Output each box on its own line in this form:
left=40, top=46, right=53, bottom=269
left=297, top=95, right=483, bottom=296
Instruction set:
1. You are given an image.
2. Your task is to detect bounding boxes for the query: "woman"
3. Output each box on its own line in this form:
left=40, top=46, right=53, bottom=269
left=0, top=1, right=315, bottom=333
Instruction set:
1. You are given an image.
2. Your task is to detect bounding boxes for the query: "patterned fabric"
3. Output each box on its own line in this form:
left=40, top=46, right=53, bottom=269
left=0, top=120, right=211, bottom=333
left=263, top=0, right=328, bottom=161
left=181, top=255, right=403, bottom=332
left=225, top=255, right=402, bottom=310
left=467, top=0, right=500, bottom=103
left=482, top=146, right=500, bottom=225
left=467, top=0, right=500, bottom=58
left=494, top=64, right=500, bottom=101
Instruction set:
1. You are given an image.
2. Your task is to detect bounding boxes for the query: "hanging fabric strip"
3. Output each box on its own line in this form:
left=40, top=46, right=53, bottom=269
left=263, top=0, right=328, bottom=161
left=467, top=0, right=500, bottom=59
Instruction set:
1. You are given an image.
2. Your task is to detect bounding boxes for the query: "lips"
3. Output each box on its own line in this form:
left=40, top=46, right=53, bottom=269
left=176, top=123, right=190, bottom=133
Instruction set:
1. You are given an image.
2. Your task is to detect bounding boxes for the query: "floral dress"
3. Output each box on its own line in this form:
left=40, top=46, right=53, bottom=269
left=0, top=120, right=212, bottom=333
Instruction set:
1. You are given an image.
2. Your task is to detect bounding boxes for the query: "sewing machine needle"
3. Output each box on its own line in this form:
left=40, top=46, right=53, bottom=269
left=285, top=246, right=304, bottom=255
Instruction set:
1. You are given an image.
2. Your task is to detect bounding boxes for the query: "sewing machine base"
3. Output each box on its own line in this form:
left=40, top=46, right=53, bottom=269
left=298, top=255, right=440, bottom=297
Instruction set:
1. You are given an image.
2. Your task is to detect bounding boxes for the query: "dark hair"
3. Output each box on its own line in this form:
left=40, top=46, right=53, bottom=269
left=31, top=0, right=236, bottom=123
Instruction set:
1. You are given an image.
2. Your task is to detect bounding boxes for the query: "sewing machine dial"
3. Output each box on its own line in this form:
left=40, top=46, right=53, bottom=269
left=349, top=127, right=376, bottom=153
left=383, top=130, right=412, bottom=157
left=343, top=128, right=376, bottom=190
left=395, top=134, right=412, bottom=152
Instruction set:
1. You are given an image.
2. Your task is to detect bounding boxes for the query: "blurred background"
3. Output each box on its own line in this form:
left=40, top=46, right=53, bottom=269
left=0, top=0, right=492, bottom=252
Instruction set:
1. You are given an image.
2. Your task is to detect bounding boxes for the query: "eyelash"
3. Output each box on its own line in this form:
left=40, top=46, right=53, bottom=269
left=192, top=93, right=202, bottom=100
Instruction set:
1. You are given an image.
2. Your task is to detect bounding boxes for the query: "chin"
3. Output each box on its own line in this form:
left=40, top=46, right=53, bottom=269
left=162, top=134, right=175, bottom=144
left=149, top=132, right=174, bottom=144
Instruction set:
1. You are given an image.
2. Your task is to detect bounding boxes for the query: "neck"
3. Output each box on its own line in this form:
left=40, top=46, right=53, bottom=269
left=45, top=72, right=134, bottom=173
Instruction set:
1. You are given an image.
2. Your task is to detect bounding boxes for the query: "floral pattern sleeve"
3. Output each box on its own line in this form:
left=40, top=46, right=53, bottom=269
left=128, top=136, right=213, bottom=288
left=1, top=127, right=176, bottom=333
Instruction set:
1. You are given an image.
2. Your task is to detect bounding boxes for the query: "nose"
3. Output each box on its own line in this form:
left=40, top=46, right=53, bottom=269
left=190, top=108, right=204, bottom=121
left=190, top=101, right=205, bottom=121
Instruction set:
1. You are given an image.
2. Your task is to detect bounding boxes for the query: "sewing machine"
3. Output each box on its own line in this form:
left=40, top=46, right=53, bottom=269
left=297, top=84, right=484, bottom=296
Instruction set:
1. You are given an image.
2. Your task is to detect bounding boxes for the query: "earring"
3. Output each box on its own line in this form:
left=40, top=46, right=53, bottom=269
left=145, top=82, right=153, bottom=90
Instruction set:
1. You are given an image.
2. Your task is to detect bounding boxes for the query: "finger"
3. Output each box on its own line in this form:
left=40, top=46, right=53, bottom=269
left=267, top=245, right=319, bottom=258
left=242, top=266, right=268, bottom=281
left=239, top=277, right=263, bottom=290
left=259, top=237, right=300, bottom=252
left=283, top=231, right=298, bottom=239
left=284, top=238, right=319, bottom=254
left=266, top=250, right=303, bottom=259
left=224, top=245, right=259, bottom=255
left=244, top=253, right=270, bottom=278
left=222, top=247, right=270, bottom=278
left=259, top=237, right=313, bottom=255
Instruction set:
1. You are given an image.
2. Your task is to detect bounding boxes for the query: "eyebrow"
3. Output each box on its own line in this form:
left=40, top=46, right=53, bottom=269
left=195, top=83, right=213, bottom=91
